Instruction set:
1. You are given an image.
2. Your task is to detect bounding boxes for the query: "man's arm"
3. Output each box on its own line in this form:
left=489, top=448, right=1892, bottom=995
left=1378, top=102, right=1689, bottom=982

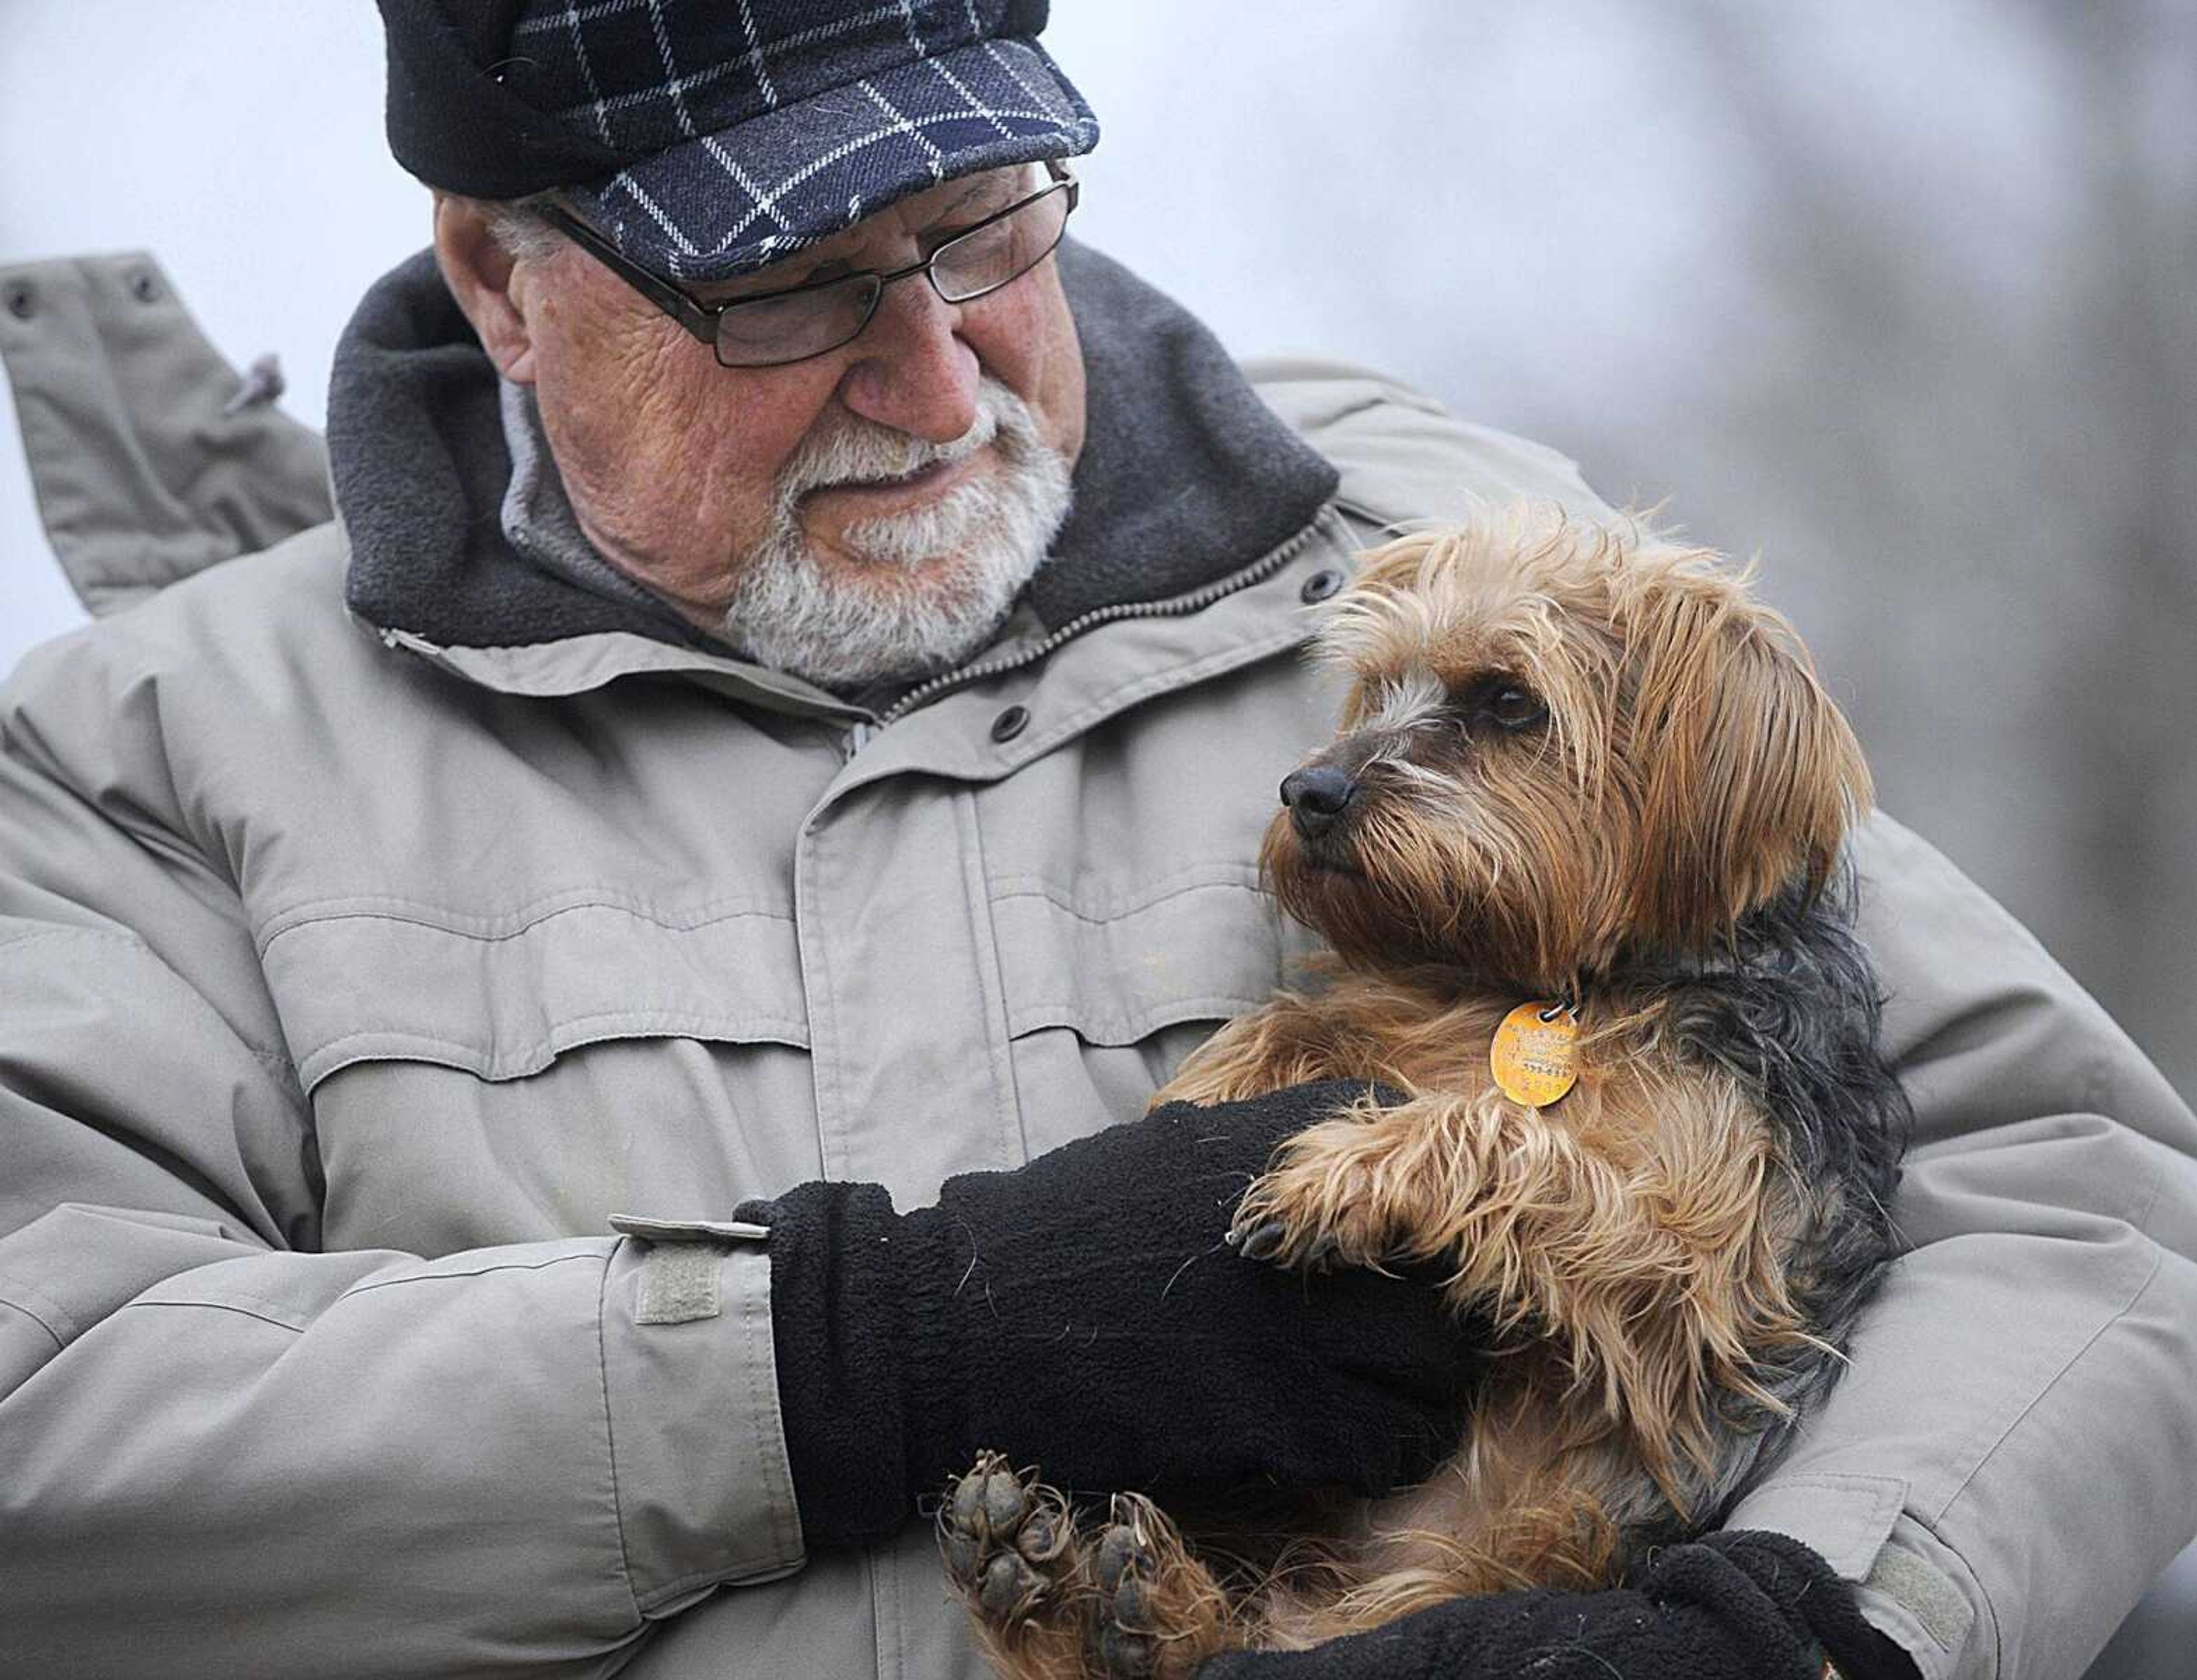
left=0, top=638, right=805, bottom=1677
left=0, top=619, right=1479, bottom=1678
left=1722, top=812, right=2197, bottom=1680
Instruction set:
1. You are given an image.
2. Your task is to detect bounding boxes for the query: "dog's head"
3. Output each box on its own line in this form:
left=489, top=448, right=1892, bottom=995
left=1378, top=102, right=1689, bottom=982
left=1264, top=506, right=1870, bottom=990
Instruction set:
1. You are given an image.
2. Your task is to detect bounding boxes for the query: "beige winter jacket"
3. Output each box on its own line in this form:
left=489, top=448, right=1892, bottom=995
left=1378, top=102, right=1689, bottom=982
left=0, top=246, right=2190, bottom=1680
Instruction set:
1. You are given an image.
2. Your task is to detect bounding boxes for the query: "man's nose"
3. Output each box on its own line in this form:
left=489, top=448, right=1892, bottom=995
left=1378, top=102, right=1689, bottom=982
left=835, top=276, right=982, bottom=444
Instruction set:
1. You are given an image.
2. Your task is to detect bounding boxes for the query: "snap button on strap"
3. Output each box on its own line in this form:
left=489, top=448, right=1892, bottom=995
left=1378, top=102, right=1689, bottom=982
left=1300, top=567, right=1345, bottom=604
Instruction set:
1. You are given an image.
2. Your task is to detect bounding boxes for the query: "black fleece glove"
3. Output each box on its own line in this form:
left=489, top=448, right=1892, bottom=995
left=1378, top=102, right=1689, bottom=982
left=1200, top=1531, right=1920, bottom=1680
left=740, top=1082, right=1480, bottom=1550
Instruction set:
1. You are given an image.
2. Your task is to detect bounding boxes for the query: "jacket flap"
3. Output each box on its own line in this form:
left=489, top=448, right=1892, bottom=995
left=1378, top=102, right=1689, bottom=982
left=992, top=868, right=1321, bottom=1045
left=259, top=894, right=808, bottom=1090
left=0, top=252, right=331, bottom=618
left=1723, top=1469, right=1907, bottom=1579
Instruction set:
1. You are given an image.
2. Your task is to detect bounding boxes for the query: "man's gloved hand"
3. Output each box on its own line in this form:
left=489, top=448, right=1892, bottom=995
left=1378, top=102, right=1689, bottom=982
left=737, top=1081, right=1480, bottom=1550
left=1199, top=1531, right=1921, bottom=1680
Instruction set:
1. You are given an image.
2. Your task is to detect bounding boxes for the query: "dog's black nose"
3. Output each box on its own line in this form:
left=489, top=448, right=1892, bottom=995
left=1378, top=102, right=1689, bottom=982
left=1281, top=765, right=1358, bottom=838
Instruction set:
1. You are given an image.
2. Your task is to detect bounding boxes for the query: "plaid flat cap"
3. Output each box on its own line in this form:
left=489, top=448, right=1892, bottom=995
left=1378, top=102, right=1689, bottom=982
left=379, top=0, right=1099, bottom=281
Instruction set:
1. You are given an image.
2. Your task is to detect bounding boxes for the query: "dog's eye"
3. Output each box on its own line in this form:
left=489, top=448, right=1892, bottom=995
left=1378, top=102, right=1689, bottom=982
left=1461, top=677, right=1548, bottom=733
left=1490, top=686, right=1543, bottom=726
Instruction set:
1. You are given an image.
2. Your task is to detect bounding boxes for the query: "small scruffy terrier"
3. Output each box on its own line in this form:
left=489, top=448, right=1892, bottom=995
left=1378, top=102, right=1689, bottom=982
left=941, top=505, right=1911, bottom=1680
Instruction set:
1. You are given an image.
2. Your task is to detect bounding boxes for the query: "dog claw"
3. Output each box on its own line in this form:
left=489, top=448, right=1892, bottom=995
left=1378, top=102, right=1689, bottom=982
left=1231, top=1218, right=1348, bottom=1270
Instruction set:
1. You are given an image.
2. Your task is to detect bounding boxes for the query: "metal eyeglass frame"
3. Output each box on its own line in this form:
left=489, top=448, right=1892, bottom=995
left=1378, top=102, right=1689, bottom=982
left=532, top=160, right=1078, bottom=368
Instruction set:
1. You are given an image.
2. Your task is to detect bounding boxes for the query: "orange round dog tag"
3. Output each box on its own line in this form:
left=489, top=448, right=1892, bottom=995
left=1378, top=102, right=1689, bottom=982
left=1490, top=1003, right=1580, bottom=1108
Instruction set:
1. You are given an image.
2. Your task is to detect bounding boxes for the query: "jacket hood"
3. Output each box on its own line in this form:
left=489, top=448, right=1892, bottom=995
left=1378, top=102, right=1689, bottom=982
left=327, top=239, right=1339, bottom=652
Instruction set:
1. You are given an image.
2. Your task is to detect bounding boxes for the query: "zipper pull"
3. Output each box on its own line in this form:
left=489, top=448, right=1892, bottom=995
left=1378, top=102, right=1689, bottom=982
left=376, top=625, right=444, bottom=658
left=842, top=718, right=879, bottom=761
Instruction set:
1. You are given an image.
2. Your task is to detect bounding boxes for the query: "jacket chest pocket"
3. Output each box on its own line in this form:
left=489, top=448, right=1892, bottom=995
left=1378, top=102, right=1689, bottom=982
left=258, top=896, right=815, bottom=1253
left=988, top=868, right=1324, bottom=1159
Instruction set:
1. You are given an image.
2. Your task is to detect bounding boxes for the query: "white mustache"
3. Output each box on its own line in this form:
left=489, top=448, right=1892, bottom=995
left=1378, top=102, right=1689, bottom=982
left=778, top=392, right=1005, bottom=505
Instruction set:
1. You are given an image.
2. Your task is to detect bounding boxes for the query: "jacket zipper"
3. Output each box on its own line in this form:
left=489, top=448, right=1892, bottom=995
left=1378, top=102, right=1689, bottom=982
left=840, top=719, right=880, bottom=762
left=872, top=513, right=1334, bottom=729
left=378, top=626, right=445, bottom=657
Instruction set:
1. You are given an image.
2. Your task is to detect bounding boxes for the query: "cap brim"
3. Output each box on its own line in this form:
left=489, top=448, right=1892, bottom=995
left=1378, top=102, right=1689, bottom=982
left=565, top=37, right=1097, bottom=284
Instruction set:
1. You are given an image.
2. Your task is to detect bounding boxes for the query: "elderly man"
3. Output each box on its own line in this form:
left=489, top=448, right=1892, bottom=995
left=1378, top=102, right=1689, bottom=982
left=0, top=3, right=2191, bottom=1678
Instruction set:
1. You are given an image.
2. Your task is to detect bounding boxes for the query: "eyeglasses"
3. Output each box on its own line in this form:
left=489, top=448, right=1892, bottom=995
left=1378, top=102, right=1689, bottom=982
left=534, top=162, right=1078, bottom=369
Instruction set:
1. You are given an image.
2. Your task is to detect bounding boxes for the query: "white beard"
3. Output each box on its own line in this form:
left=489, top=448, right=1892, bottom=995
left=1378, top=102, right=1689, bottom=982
left=719, top=379, right=1073, bottom=690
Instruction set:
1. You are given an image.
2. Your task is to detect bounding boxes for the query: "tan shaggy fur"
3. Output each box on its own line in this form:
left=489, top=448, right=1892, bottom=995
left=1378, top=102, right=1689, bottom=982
left=946, top=505, right=1877, bottom=1679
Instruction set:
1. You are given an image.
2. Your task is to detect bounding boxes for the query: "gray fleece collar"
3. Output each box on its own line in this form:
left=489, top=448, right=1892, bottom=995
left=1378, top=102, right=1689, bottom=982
left=497, top=380, right=695, bottom=634
left=329, top=239, right=1338, bottom=652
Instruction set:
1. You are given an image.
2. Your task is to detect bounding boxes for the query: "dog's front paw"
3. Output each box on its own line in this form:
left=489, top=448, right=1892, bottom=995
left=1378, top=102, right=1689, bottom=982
left=1225, top=1121, right=1393, bottom=1272
left=1226, top=1204, right=1348, bottom=1271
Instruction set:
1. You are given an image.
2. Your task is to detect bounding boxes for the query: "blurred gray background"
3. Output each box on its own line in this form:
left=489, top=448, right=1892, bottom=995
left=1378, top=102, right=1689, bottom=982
left=2, top=3, right=2192, bottom=1669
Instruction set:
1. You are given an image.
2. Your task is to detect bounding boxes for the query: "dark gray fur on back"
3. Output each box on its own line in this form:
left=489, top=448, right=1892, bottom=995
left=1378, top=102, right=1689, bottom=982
left=1631, top=863, right=1913, bottom=1524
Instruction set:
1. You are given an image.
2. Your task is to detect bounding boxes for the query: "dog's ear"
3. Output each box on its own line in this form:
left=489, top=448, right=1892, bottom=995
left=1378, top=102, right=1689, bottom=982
left=1622, top=566, right=1870, bottom=950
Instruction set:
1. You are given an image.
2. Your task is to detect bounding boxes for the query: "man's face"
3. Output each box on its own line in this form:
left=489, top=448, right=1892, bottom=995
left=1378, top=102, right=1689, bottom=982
left=502, top=164, right=1086, bottom=685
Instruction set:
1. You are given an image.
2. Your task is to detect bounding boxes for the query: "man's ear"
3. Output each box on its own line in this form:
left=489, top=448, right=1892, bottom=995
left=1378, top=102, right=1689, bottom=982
left=433, top=194, right=539, bottom=383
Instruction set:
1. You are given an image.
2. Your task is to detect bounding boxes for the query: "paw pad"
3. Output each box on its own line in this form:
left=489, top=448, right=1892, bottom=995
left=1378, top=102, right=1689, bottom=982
left=979, top=1550, right=1040, bottom=1619
left=948, top=1463, right=1031, bottom=1538
left=1093, top=1520, right=1160, bottom=1677
left=1098, top=1624, right=1155, bottom=1677
left=939, top=1452, right=1074, bottom=1631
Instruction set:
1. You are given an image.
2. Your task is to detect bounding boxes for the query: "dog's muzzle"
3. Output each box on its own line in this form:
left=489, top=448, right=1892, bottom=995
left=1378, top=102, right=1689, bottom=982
left=1280, top=765, right=1358, bottom=842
